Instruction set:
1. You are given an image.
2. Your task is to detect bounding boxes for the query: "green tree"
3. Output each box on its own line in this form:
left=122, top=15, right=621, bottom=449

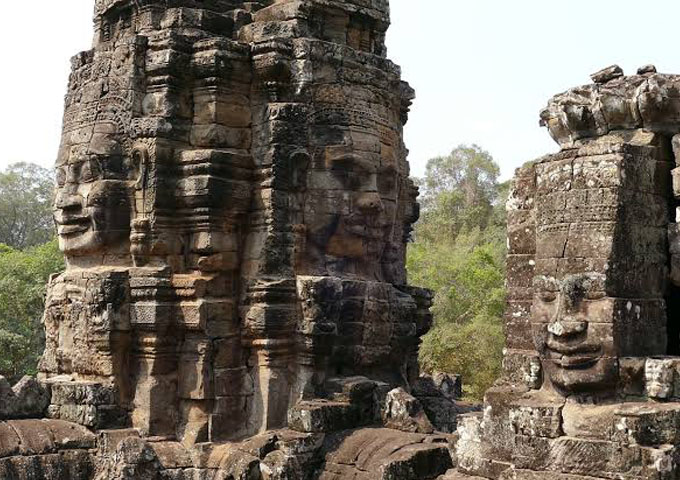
left=409, top=145, right=508, bottom=400
left=410, top=236, right=505, bottom=399
left=417, top=145, right=501, bottom=243
left=0, top=162, right=55, bottom=249
left=0, top=240, right=64, bottom=381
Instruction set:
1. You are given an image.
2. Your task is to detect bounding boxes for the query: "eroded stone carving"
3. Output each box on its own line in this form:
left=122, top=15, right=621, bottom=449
left=2, top=1, right=457, bottom=479
left=39, top=0, right=426, bottom=442
left=448, top=66, right=680, bottom=480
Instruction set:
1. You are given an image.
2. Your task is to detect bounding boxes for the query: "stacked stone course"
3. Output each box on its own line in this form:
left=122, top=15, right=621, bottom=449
left=12, top=2, right=680, bottom=478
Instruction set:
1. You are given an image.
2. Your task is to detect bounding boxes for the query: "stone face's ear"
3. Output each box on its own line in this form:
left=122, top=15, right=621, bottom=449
left=128, top=146, right=152, bottom=265
left=130, top=147, right=150, bottom=191
left=289, top=150, right=310, bottom=190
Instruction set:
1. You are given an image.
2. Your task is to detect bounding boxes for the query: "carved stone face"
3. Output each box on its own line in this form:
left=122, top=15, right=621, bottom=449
left=645, top=358, right=675, bottom=400
left=523, top=356, right=543, bottom=390
left=304, top=143, right=399, bottom=274
left=532, top=273, right=618, bottom=392
left=54, top=132, right=131, bottom=255
left=296, top=275, right=419, bottom=384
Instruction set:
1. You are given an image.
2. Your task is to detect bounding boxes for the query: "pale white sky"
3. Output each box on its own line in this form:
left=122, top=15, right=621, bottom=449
left=3, top=1, right=680, bottom=180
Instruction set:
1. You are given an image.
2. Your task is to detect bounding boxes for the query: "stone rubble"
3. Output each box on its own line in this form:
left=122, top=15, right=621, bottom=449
left=381, top=387, right=434, bottom=434
left=411, top=375, right=477, bottom=434
left=0, top=376, right=50, bottom=419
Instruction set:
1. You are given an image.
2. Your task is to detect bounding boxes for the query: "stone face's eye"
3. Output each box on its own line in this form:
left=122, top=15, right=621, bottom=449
left=329, top=169, right=354, bottom=190
left=585, top=291, right=606, bottom=300
left=80, top=159, right=102, bottom=183
left=349, top=174, right=363, bottom=191
left=378, top=170, right=397, bottom=194
left=80, top=162, right=94, bottom=182
left=101, top=156, right=117, bottom=176
left=330, top=157, right=355, bottom=173
left=539, top=291, right=557, bottom=303
left=330, top=159, right=364, bottom=190
left=56, top=167, right=67, bottom=187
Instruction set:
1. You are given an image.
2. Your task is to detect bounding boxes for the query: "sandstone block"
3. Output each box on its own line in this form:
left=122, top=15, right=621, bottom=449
left=591, top=65, right=624, bottom=84
left=673, top=167, right=680, bottom=199
left=411, top=377, right=463, bottom=434
left=288, top=400, right=360, bottom=434
left=507, top=210, right=536, bottom=255
left=49, top=381, right=115, bottom=407
left=614, top=403, right=680, bottom=446
left=509, top=401, right=563, bottom=439
left=190, top=125, right=251, bottom=149
left=673, top=134, right=680, bottom=164
left=506, top=255, right=535, bottom=298
left=382, top=388, right=434, bottom=434
left=9, top=419, right=56, bottom=455
left=0, top=422, right=20, bottom=458
left=98, top=428, right=142, bottom=455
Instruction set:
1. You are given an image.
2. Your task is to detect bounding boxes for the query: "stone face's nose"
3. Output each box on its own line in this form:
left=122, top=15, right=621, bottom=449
left=355, top=192, right=384, bottom=215
left=54, top=191, right=83, bottom=211
left=548, top=320, right=587, bottom=337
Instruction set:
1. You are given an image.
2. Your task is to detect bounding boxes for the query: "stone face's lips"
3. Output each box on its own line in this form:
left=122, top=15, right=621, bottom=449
left=545, top=340, right=600, bottom=356
left=57, top=224, right=90, bottom=236
left=549, top=353, right=601, bottom=369
left=344, top=222, right=387, bottom=240
left=547, top=339, right=602, bottom=369
left=55, top=215, right=90, bottom=236
left=343, top=214, right=389, bottom=240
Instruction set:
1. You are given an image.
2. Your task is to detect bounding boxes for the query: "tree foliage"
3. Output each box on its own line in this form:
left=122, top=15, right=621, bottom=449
left=0, top=240, right=64, bottom=381
left=417, top=145, right=501, bottom=244
left=409, top=145, right=508, bottom=400
left=0, top=162, right=55, bottom=249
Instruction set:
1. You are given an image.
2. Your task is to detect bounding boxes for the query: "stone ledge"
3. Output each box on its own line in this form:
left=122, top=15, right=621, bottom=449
left=0, top=419, right=95, bottom=458
left=437, top=470, right=488, bottom=480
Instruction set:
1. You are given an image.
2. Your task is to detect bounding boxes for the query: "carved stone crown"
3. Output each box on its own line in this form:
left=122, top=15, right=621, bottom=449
left=94, top=0, right=125, bottom=16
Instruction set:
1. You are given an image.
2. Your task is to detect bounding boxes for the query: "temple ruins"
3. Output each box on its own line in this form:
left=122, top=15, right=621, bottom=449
left=4, top=1, right=680, bottom=479
left=0, top=0, right=459, bottom=478
left=447, top=65, right=680, bottom=479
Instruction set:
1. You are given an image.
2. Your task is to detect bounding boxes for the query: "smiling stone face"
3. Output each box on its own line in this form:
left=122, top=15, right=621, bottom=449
left=305, top=144, right=397, bottom=253
left=303, top=140, right=403, bottom=279
left=532, top=273, right=619, bottom=392
left=54, top=36, right=145, bottom=261
left=54, top=133, right=131, bottom=256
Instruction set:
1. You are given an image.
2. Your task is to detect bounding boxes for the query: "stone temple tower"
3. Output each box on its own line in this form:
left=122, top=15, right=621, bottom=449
left=43, top=0, right=427, bottom=443
left=0, top=1, right=461, bottom=479
left=447, top=65, right=680, bottom=479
